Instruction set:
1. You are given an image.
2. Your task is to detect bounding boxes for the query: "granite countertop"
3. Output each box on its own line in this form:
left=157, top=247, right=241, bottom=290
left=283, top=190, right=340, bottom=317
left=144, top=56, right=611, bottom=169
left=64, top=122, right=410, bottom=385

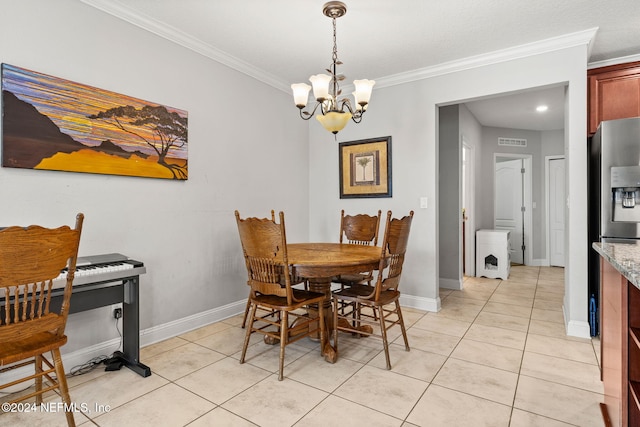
left=593, top=241, right=640, bottom=288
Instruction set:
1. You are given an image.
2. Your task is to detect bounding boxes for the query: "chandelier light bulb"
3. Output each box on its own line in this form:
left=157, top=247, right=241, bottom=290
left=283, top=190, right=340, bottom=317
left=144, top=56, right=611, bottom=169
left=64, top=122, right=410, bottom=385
left=352, top=92, right=369, bottom=111
left=353, top=79, right=375, bottom=106
left=291, top=83, right=311, bottom=108
left=309, top=74, right=332, bottom=101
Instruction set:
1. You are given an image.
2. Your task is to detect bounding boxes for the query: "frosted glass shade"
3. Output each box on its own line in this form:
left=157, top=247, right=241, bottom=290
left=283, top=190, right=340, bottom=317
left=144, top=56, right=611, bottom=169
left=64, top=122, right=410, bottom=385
left=352, top=92, right=369, bottom=111
left=309, top=74, right=331, bottom=101
left=291, top=83, right=311, bottom=107
left=317, top=111, right=352, bottom=134
left=353, top=79, right=375, bottom=106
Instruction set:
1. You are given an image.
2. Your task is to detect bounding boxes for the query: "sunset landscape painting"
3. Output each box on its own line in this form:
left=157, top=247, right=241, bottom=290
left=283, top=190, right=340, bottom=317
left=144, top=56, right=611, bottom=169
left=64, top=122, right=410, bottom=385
left=1, top=64, right=188, bottom=180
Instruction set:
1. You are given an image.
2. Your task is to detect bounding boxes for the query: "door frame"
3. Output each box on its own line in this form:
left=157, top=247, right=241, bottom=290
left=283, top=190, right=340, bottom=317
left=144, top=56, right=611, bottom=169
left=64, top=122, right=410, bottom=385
left=462, top=136, right=476, bottom=276
left=545, top=155, right=566, bottom=267
left=493, top=153, right=533, bottom=266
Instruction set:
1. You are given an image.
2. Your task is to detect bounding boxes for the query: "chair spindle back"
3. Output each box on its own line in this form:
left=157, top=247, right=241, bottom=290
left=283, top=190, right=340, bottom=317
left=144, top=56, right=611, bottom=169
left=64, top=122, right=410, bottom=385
left=235, top=210, right=294, bottom=304
left=376, top=210, right=414, bottom=297
left=0, top=213, right=84, bottom=344
left=339, top=210, right=382, bottom=246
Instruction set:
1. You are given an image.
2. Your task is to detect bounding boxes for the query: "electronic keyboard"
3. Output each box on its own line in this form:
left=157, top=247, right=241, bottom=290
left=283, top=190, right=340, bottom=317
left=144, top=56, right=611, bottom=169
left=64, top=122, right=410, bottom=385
left=53, top=253, right=146, bottom=289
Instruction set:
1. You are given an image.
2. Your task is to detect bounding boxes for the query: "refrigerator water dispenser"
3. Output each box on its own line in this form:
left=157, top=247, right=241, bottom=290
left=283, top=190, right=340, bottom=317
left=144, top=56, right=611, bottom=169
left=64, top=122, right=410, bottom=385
left=611, top=166, right=640, bottom=222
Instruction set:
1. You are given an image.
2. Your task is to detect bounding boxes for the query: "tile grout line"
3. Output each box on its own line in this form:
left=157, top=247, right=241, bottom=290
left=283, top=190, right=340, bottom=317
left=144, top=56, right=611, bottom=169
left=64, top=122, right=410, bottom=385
left=507, top=265, right=539, bottom=425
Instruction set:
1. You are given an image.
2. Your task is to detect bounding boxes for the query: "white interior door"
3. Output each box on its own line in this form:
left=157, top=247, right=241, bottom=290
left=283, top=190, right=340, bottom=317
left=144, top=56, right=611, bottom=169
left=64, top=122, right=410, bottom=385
left=549, top=158, right=566, bottom=267
left=495, top=158, right=524, bottom=264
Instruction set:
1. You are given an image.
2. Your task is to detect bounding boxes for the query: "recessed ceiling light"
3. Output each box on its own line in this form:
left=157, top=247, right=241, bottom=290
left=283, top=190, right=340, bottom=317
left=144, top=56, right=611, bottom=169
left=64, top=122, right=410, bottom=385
left=536, top=105, right=548, bottom=112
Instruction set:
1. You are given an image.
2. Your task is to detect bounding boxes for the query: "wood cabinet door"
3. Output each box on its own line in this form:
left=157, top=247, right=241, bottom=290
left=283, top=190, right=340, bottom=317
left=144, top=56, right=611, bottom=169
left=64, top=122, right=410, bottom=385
left=601, top=258, right=627, bottom=426
left=588, top=62, right=640, bottom=135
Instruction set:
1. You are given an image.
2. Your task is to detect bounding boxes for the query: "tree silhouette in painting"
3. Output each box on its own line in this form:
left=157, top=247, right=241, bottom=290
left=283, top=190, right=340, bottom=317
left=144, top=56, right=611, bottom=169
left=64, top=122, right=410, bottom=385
left=357, top=156, right=372, bottom=182
left=88, top=105, right=188, bottom=179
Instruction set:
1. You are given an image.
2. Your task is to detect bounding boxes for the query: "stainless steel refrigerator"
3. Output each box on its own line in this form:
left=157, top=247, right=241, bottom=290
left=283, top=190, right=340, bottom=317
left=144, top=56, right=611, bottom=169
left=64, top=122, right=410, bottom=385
left=588, top=117, right=640, bottom=336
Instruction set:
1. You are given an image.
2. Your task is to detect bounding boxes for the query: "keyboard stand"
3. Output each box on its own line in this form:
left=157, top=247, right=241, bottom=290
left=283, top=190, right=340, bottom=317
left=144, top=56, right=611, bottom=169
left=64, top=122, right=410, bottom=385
left=50, top=267, right=151, bottom=378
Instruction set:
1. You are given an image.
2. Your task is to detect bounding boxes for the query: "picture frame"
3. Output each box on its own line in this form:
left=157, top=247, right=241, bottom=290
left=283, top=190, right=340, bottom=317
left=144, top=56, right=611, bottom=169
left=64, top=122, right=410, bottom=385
left=339, top=136, right=392, bottom=198
left=1, top=63, right=188, bottom=180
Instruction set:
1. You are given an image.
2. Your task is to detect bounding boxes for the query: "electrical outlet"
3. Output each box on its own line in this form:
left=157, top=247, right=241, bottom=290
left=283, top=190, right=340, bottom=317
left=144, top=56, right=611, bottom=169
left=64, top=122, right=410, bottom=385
left=113, top=307, right=122, bottom=319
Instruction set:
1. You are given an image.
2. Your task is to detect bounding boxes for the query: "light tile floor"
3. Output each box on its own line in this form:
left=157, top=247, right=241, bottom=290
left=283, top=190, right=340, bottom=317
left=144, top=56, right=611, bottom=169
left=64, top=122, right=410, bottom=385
left=0, top=266, right=604, bottom=426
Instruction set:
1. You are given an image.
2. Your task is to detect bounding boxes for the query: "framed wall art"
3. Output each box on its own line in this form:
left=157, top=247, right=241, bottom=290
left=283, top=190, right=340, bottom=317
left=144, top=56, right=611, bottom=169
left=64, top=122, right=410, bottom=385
left=339, top=136, right=392, bottom=198
left=1, top=63, right=188, bottom=180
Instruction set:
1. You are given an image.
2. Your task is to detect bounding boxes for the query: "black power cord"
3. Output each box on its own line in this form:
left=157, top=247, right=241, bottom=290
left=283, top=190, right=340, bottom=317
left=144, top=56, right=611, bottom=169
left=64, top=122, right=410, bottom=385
left=70, top=311, right=124, bottom=376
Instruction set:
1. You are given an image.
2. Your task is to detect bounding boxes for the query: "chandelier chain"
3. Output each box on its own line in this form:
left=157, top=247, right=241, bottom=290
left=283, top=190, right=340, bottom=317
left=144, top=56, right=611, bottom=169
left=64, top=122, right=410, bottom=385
left=332, top=16, right=338, bottom=65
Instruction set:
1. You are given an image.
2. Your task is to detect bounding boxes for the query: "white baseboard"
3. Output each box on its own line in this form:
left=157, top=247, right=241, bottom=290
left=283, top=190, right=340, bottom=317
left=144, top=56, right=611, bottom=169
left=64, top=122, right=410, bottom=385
left=439, top=277, right=462, bottom=290
left=0, top=337, right=122, bottom=393
left=139, top=300, right=245, bottom=348
left=400, top=294, right=441, bottom=312
left=565, top=320, right=591, bottom=339
left=530, top=258, right=549, bottom=267
left=563, top=305, right=591, bottom=339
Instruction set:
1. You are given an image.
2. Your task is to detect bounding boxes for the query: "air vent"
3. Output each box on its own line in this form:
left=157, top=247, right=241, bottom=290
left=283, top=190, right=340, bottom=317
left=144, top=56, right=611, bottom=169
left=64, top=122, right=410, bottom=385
left=498, top=137, right=527, bottom=147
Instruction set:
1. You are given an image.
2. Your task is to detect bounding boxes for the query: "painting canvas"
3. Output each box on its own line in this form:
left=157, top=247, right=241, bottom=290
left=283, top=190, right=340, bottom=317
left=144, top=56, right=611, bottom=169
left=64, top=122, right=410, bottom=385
left=339, top=136, right=392, bottom=198
left=1, top=64, right=188, bottom=180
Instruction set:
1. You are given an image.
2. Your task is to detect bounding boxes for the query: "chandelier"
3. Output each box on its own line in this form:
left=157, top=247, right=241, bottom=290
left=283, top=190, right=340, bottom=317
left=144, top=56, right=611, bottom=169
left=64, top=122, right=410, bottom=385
left=291, top=1, right=375, bottom=135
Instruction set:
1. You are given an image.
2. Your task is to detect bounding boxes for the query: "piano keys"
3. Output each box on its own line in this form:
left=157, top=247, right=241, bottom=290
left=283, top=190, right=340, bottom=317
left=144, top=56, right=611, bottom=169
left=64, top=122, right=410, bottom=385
left=53, top=253, right=146, bottom=289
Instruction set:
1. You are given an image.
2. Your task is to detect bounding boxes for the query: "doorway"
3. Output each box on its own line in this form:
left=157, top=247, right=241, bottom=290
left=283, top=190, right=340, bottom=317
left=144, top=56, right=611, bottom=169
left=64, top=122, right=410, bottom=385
left=438, top=85, right=566, bottom=289
left=547, top=156, right=566, bottom=267
left=494, top=154, right=533, bottom=266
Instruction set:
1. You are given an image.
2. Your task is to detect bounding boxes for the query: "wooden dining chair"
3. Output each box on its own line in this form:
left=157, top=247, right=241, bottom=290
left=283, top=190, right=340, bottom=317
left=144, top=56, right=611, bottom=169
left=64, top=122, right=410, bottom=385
left=332, top=210, right=414, bottom=370
left=239, top=211, right=308, bottom=329
left=333, top=209, right=382, bottom=288
left=235, top=210, right=326, bottom=380
left=240, top=210, right=277, bottom=329
left=0, top=213, right=84, bottom=427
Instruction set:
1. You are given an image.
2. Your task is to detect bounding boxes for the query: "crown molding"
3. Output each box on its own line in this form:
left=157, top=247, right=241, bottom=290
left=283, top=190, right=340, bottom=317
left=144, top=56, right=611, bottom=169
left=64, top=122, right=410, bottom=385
left=375, top=28, right=598, bottom=89
left=80, top=0, right=290, bottom=92
left=588, top=53, right=640, bottom=70
left=82, top=0, right=597, bottom=93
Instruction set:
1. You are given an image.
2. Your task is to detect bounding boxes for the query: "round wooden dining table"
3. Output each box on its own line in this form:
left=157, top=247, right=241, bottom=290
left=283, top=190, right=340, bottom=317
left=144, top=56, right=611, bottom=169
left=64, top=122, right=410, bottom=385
left=287, top=243, right=383, bottom=362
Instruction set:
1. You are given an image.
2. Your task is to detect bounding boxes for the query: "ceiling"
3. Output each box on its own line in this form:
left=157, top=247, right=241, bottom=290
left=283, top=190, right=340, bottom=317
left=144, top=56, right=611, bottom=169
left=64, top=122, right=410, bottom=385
left=82, top=0, right=640, bottom=131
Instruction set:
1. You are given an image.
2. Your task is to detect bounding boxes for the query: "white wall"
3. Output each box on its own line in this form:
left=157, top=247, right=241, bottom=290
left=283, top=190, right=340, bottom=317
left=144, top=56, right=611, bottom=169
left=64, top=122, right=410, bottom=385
left=309, top=46, right=589, bottom=336
left=438, top=105, right=462, bottom=290
left=0, top=0, right=310, bottom=356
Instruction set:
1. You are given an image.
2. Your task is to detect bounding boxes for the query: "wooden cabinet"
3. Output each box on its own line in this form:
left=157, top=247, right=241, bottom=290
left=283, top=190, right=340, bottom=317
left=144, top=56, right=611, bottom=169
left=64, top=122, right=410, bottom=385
left=601, top=258, right=627, bottom=426
left=600, top=257, right=640, bottom=426
left=588, top=61, right=640, bottom=135
left=628, top=283, right=640, bottom=426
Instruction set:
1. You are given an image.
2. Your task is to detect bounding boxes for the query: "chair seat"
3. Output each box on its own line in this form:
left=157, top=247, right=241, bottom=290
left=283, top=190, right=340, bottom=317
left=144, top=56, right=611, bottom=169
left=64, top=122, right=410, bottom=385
left=333, top=284, right=400, bottom=305
left=0, top=333, right=67, bottom=366
left=333, top=273, right=372, bottom=286
left=251, top=289, right=325, bottom=310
